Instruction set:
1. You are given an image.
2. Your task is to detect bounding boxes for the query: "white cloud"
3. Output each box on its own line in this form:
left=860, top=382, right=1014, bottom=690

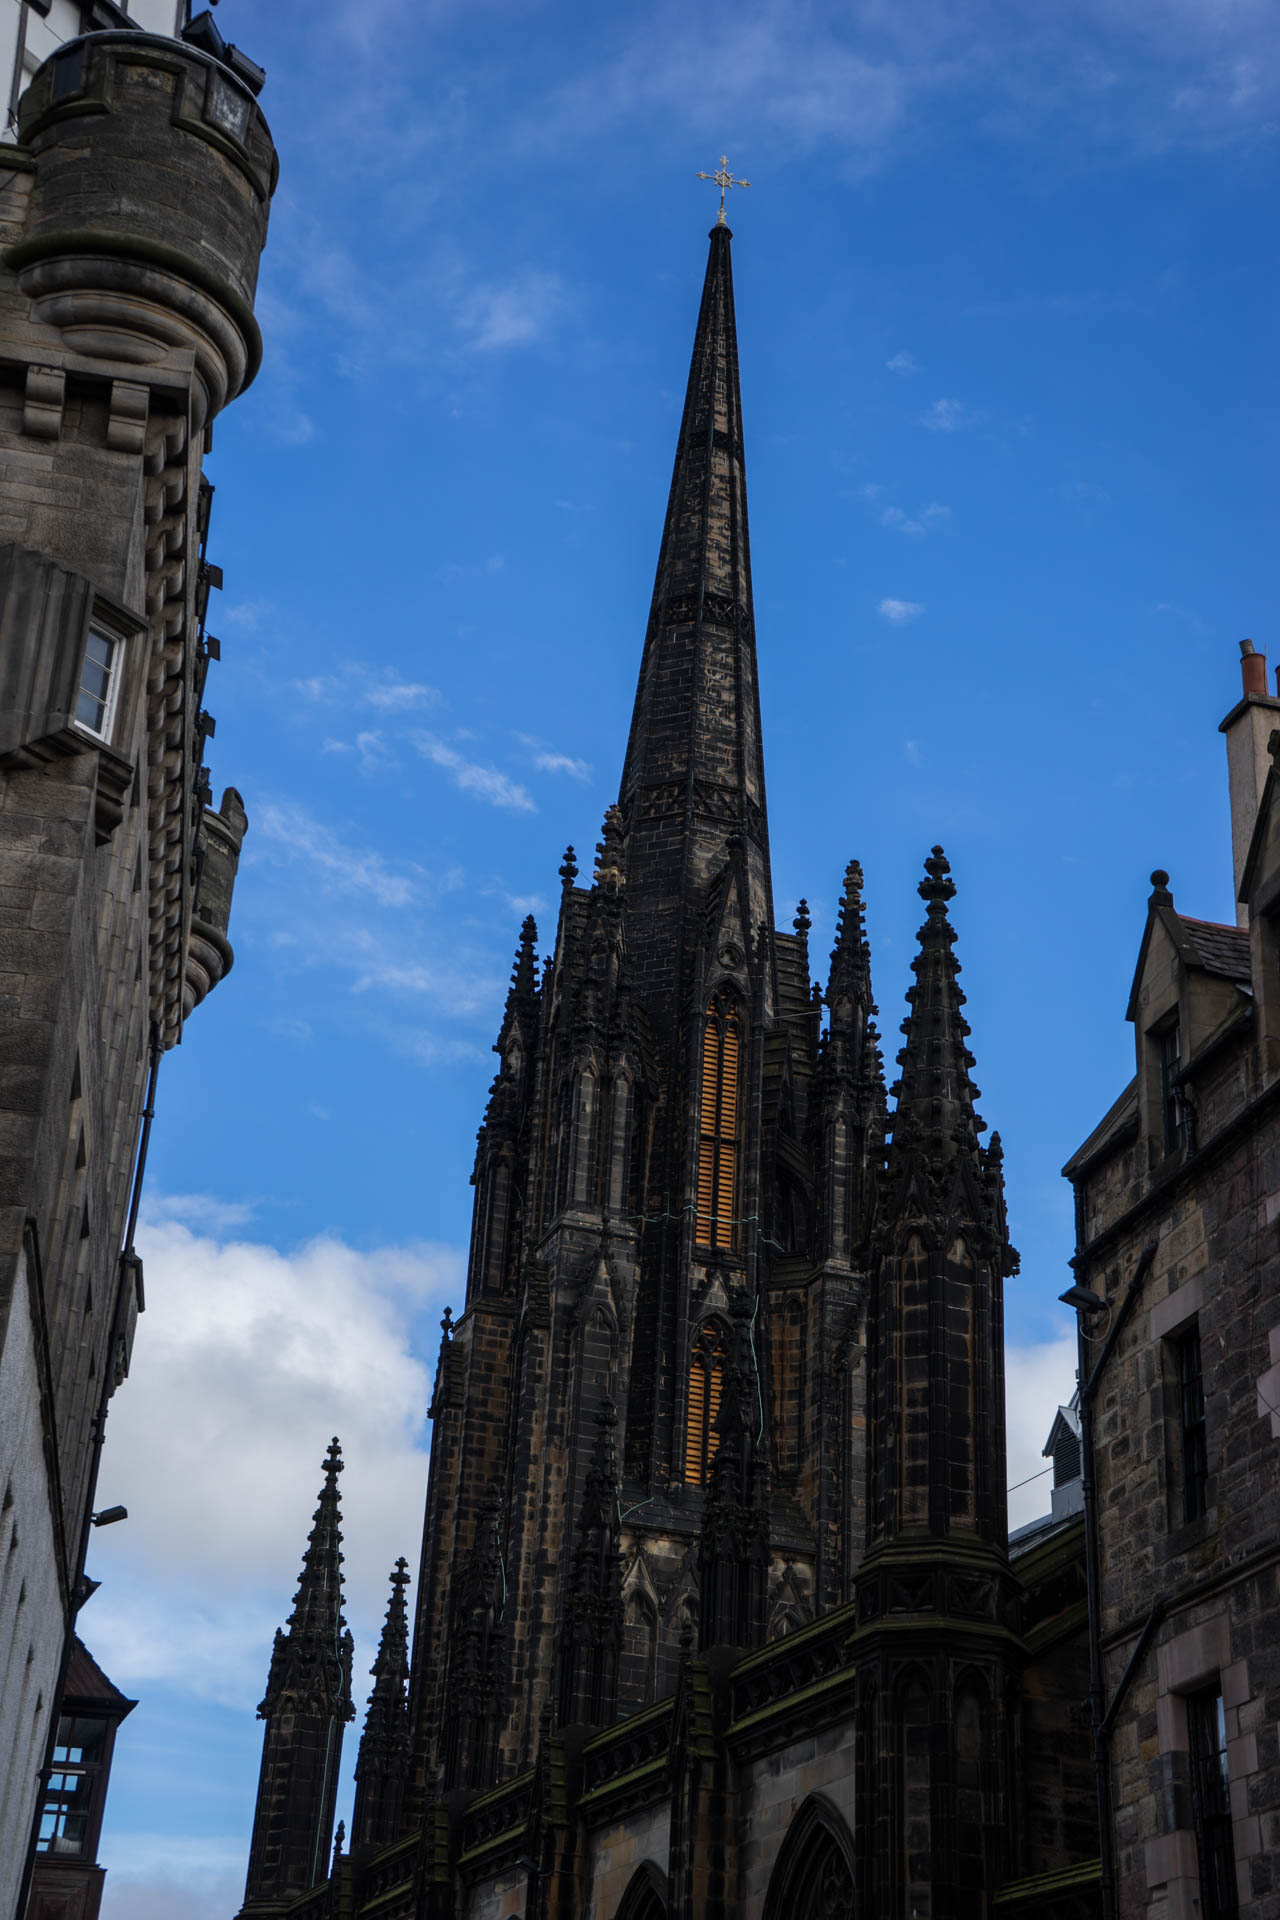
left=905, top=739, right=922, bottom=767
left=103, top=1865, right=242, bottom=1920
left=535, top=751, right=592, bottom=779
left=516, top=733, right=593, bottom=782
left=351, top=957, right=501, bottom=1012
left=886, top=350, right=918, bottom=374
left=878, top=597, right=925, bottom=624
left=143, top=1193, right=258, bottom=1232
left=922, top=397, right=987, bottom=432
left=457, top=268, right=569, bottom=352
left=412, top=732, right=536, bottom=812
left=362, top=677, right=443, bottom=711
left=869, top=500, right=949, bottom=537
left=223, top=600, right=269, bottom=632
left=294, top=666, right=442, bottom=712
left=87, top=1212, right=463, bottom=1711
left=1005, top=1330, right=1078, bottom=1530
left=255, top=800, right=421, bottom=908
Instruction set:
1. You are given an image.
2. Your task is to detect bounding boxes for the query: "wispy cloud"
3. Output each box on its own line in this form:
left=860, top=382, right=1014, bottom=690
left=294, top=664, right=442, bottom=711
left=886, top=350, right=918, bottom=374
left=412, top=732, right=536, bottom=812
left=256, top=800, right=421, bottom=907
left=879, top=501, right=951, bottom=536
left=922, top=397, right=986, bottom=432
left=905, top=739, right=922, bottom=767
left=1062, top=479, right=1111, bottom=507
left=516, top=732, right=593, bottom=782
left=878, top=597, right=925, bottom=624
left=457, top=269, right=569, bottom=352
left=143, top=1193, right=258, bottom=1233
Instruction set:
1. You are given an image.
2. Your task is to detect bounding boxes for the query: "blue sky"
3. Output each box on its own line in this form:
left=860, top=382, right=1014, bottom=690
left=79, top=1, right=1280, bottom=1911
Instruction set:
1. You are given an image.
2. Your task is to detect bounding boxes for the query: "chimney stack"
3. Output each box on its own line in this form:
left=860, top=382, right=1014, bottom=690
left=1219, top=640, right=1280, bottom=927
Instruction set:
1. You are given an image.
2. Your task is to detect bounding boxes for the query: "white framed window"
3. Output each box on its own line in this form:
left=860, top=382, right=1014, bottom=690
left=73, top=628, right=121, bottom=742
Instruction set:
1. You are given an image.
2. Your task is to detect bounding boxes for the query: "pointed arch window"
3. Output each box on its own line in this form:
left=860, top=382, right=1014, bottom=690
left=685, top=1320, right=728, bottom=1485
left=696, top=989, right=742, bottom=1250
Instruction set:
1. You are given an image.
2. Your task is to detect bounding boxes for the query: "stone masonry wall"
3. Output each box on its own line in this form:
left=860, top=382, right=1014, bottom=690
left=1075, top=1037, right=1280, bottom=1918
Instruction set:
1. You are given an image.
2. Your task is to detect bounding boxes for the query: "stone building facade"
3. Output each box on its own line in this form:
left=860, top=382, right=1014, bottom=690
left=0, top=19, right=274, bottom=1917
left=1063, top=643, right=1280, bottom=1920
left=239, top=223, right=1103, bottom=1920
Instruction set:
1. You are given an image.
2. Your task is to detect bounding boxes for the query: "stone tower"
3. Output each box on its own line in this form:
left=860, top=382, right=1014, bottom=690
left=242, top=222, right=1072, bottom=1920
left=0, top=25, right=273, bottom=1913
left=241, top=1440, right=356, bottom=1916
left=404, top=220, right=886, bottom=1803
left=856, top=849, right=1018, bottom=1918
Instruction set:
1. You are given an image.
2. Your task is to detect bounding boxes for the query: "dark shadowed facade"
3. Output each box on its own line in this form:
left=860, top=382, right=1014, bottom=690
left=1061, top=644, right=1280, bottom=1920
left=240, top=224, right=1103, bottom=1919
left=0, top=19, right=274, bottom=1919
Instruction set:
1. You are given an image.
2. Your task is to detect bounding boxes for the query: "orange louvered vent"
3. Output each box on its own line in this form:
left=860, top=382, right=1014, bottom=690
left=696, top=990, right=742, bottom=1250
left=685, top=1320, right=728, bottom=1484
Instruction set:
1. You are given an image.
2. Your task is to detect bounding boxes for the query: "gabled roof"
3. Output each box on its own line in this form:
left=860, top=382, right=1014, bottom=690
left=1042, top=1400, right=1081, bottom=1459
left=1177, top=916, right=1251, bottom=982
left=1126, top=872, right=1252, bottom=1022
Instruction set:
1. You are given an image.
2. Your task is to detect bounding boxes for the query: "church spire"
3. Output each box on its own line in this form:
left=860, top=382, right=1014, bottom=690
left=887, top=846, right=983, bottom=1175
left=618, top=222, right=773, bottom=1005
left=868, top=849, right=1015, bottom=1554
left=351, top=1559, right=411, bottom=1856
left=240, top=1440, right=354, bottom=1917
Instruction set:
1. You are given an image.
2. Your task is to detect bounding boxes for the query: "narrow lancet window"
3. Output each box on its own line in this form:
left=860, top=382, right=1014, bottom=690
left=696, top=989, right=742, bottom=1249
left=685, top=1320, right=727, bottom=1484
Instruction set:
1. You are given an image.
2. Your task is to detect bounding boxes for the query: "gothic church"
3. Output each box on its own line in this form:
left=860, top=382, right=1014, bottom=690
left=238, top=221, right=1100, bottom=1920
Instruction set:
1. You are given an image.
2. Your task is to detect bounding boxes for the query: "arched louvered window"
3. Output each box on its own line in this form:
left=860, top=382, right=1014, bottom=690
left=685, top=1320, right=728, bottom=1485
left=696, top=989, right=742, bottom=1249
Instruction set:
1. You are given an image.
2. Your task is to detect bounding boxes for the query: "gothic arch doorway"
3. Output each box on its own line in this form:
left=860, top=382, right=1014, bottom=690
left=762, top=1793, right=855, bottom=1920
left=614, top=1860, right=667, bottom=1919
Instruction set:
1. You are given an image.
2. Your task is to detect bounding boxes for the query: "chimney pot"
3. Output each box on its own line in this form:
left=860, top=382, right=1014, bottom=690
left=1241, top=640, right=1268, bottom=697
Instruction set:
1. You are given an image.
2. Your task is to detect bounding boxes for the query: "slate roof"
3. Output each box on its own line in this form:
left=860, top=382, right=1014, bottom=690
left=1178, top=915, right=1252, bottom=983
left=63, top=1637, right=136, bottom=1715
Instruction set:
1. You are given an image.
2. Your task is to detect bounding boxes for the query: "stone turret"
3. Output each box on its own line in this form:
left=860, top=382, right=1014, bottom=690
left=351, top=1561, right=412, bottom=1858
left=856, top=850, right=1017, bottom=1916
left=240, top=1442, right=355, bottom=1917
left=14, top=31, right=275, bottom=429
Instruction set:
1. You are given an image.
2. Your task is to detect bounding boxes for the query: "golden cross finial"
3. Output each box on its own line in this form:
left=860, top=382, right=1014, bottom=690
left=696, top=154, right=751, bottom=225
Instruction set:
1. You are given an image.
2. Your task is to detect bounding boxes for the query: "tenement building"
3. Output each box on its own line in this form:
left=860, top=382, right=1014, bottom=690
left=0, top=16, right=274, bottom=1918
left=239, top=223, right=1104, bottom=1920
left=1063, top=644, right=1280, bottom=1920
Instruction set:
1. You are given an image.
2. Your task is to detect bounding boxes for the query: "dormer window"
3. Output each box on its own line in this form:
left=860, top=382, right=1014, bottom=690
left=1158, top=1021, right=1182, bottom=1156
left=74, top=630, right=120, bottom=742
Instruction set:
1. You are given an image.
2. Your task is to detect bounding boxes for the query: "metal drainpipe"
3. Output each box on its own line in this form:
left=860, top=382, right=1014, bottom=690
left=14, top=1023, right=162, bottom=1920
left=1077, top=1240, right=1158, bottom=1920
